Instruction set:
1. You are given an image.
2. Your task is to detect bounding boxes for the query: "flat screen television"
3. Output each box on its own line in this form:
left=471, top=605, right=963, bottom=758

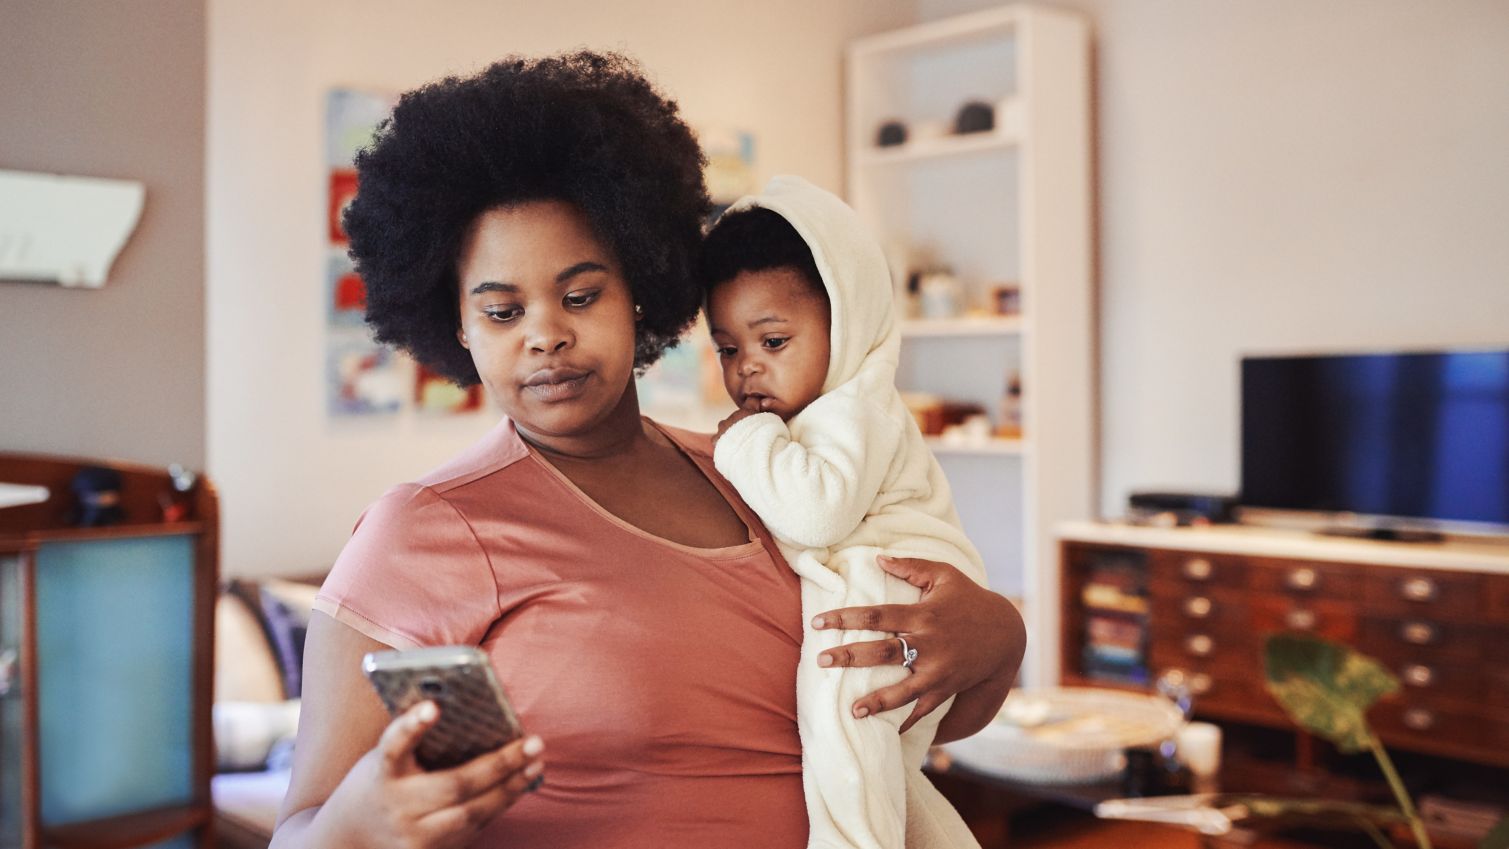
left=1241, top=349, right=1509, bottom=536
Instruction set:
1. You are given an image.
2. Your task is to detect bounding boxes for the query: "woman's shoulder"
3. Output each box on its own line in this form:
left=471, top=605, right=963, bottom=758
left=646, top=417, right=715, bottom=458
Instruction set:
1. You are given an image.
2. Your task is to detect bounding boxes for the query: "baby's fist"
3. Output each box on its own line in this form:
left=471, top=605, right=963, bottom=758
left=715, top=408, right=759, bottom=443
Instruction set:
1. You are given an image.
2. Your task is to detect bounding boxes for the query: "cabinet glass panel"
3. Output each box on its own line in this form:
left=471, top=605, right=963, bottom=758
left=34, top=536, right=195, bottom=827
left=1, top=552, right=22, bottom=849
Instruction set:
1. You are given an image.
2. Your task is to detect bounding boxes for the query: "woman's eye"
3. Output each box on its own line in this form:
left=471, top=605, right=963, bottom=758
left=483, top=307, right=522, bottom=323
left=762, top=337, right=789, bottom=350
left=564, top=290, right=600, bottom=308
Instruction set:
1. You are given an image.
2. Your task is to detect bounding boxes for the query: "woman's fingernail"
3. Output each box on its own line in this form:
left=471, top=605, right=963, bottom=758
left=523, top=736, right=544, bottom=756
left=811, top=616, right=826, bottom=629
left=818, top=654, right=833, bottom=667
left=524, top=759, right=545, bottom=778
left=854, top=706, right=870, bottom=718
left=418, top=702, right=438, bottom=722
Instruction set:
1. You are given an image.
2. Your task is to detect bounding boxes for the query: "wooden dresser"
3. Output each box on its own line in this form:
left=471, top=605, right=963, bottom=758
left=1057, top=521, right=1509, bottom=769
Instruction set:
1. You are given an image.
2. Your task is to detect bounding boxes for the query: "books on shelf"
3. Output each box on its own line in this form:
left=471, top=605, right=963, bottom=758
left=1079, top=554, right=1151, bottom=685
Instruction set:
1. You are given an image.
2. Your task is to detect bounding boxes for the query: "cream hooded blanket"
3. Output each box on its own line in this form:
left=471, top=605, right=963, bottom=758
left=713, top=175, right=987, bottom=849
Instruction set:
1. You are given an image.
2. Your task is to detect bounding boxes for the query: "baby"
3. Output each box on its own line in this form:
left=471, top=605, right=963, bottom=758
left=703, top=175, right=988, bottom=849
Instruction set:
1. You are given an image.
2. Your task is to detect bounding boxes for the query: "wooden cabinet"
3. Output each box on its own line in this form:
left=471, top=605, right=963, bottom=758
left=0, top=453, right=218, bottom=849
left=1059, top=523, right=1509, bottom=769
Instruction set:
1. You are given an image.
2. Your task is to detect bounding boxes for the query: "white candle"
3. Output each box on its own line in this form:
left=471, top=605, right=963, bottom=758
left=1178, top=721, right=1223, bottom=778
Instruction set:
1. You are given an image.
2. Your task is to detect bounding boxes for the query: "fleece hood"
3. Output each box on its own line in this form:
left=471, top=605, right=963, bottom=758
left=726, top=175, right=899, bottom=396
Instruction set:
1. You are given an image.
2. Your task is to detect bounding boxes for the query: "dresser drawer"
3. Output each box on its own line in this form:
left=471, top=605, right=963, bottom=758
left=1363, top=568, right=1483, bottom=621
left=1372, top=698, right=1497, bottom=754
left=1359, top=617, right=1483, bottom=665
left=1392, top=660, right=1481, bottom=704
left=1487, top=664, right=1509, bottom=710
left=1250, top=596, right=1359, bottom=643
left=1150, top=551, right=1246, bottom=588
left=1249, top=559, right=1361, bottom=601
left=1487, top=575, right=1509, bottom=626
left=1149, top=629, right=1251, bottom=668
left=1149, top=582, right=1249, bottom=634
left=1149, top=662, right=1285, bottom=723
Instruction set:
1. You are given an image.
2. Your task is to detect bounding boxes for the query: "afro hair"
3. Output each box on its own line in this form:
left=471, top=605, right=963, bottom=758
left=343, top=51, right=711, bottom=385
left=699, top=207, right=827, bottom=303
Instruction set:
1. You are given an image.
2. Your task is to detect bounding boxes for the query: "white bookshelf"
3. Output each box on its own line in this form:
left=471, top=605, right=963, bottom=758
left=847, top=5, right=1094, bottom=687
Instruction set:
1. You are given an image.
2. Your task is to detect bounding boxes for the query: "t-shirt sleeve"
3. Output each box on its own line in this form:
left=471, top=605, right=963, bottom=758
left=313, top=482, right=501, bottom=650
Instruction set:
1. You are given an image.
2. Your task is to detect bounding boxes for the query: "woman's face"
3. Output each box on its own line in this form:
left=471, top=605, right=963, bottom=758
left=456, top=201, right=639, bottom=439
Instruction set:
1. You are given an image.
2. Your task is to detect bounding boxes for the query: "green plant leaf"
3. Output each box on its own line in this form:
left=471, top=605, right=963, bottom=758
left=1481, top=814, right=1509, bottom=849
left=1263, top=634, right=1399, bottom=753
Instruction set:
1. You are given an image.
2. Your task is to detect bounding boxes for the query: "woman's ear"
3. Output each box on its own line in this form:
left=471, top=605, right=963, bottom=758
left=456, top=327, right=469, bottom=349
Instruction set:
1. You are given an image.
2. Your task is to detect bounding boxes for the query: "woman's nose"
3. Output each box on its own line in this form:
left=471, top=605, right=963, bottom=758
left=526, top=315, right=573, bottom=353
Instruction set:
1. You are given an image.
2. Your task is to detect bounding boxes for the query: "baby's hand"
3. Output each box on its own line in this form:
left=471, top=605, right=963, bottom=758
left=714, top=407, right=759, bottom=444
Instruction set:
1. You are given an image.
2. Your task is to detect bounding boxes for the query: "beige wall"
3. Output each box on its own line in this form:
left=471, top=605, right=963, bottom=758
left=922, top=0, right=1509, bottom=516
left=0, top=0, right=206, bottom=468
left=207, top=0, right=918, bottom=577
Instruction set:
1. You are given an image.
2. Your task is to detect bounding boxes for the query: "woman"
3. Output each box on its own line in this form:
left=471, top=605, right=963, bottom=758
left=272, top=51, right=1025, bottom=849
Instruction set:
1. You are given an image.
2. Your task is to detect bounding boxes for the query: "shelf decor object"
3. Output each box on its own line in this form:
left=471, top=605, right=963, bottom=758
left=847, top=5, right=1094, bottom=685
left=0, top=169, right=145, bottom=288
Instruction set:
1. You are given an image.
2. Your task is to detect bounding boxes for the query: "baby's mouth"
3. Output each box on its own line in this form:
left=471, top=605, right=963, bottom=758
left=741, top=392, right=776, bottom=413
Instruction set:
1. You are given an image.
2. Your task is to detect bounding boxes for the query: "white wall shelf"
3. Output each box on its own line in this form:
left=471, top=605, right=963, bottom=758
left=848, top=5, right=1093, bottom=688
left=857, top=132, right=1018, bottom=168
left=900, top=314, right=1024, bottom=338
left=924, top=437, right=1029, bottom=456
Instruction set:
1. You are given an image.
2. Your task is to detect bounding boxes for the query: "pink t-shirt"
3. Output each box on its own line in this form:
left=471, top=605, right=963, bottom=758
left=314, top=418, right=806, bottom=848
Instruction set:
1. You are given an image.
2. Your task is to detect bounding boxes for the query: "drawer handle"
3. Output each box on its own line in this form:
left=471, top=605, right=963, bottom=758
left=1401, top=621, right=1437, bottom=645
left=1286, top=568, right=1319, bottom=591
left=1285, top=609, right=1318, bottom=631
left=1185, top=634, right=1215, bottom=657
left=1403, top=664, right=1435, bottom=688
left=1401, top=578, right=1438, bottom=603
left=1183, top=558, right=1214, bottom=581
left=1184, top=596, right=1213, bottom=618
left=1189, top=672, right=1213, bottom=696
left=1403, top=708, right=1435, bottom=731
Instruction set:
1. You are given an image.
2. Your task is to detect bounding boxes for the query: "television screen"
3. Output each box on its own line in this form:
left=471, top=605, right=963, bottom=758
left=1241, top=350, right=1509, bottom=529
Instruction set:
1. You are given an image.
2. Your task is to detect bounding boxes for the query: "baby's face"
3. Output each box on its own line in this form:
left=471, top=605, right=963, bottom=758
left=707, top=267, right=831, bottom=421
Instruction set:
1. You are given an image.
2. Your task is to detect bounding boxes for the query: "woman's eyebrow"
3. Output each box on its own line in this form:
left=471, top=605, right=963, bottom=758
left=556, top=261, right=608, bottom=284
left=468, top=261, right=608, bottom=295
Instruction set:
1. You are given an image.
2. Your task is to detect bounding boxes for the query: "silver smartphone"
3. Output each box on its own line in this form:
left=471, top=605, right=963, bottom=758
left=362, top=645, right=525, bottom=771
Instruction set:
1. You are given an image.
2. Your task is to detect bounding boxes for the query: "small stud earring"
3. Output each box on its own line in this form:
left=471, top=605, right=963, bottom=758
left=634, top=304, right=643, bottom=315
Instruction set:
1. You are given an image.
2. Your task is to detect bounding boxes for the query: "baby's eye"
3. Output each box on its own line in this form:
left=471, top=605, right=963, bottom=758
left=484, top=306, right=522, bottom=323
left=761, top=337, right=790, bottom=350
left=564, top=290, right=600, bottom=308
left=716, top=346, right=737, bottom=358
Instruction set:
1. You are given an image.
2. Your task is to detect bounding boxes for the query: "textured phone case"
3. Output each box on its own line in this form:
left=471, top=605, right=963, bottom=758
left=366, top=655, right=524, bottom=771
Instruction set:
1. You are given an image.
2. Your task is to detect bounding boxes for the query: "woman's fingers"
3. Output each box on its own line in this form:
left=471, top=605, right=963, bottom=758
left=898, top=693, right=949, bottom=734
left=818, top=637, right=906, bottom=668
left=418, top=735, right=544, bottom=809
left=811, top=603, right=914, bottom=634
left=851, top=674, right=926, bottom=719
left=416, top=748, right=545, bottom=841
left=378, top=700, right=439, bottom=776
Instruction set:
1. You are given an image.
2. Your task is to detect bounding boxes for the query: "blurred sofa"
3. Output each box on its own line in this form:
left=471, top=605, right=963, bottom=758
left=212, top=577, right=321, bottom=849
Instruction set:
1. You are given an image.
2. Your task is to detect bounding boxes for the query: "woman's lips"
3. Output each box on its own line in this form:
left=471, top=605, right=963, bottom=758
left=523, top=367, right=592, bottom=403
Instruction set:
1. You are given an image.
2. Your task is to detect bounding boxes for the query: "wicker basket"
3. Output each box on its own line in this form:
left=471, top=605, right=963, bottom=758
left=944, top=687, right=1184, bottom=785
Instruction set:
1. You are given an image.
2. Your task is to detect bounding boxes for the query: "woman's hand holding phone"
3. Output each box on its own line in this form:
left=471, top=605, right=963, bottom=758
left=337, top=700, right=544, bottom=849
